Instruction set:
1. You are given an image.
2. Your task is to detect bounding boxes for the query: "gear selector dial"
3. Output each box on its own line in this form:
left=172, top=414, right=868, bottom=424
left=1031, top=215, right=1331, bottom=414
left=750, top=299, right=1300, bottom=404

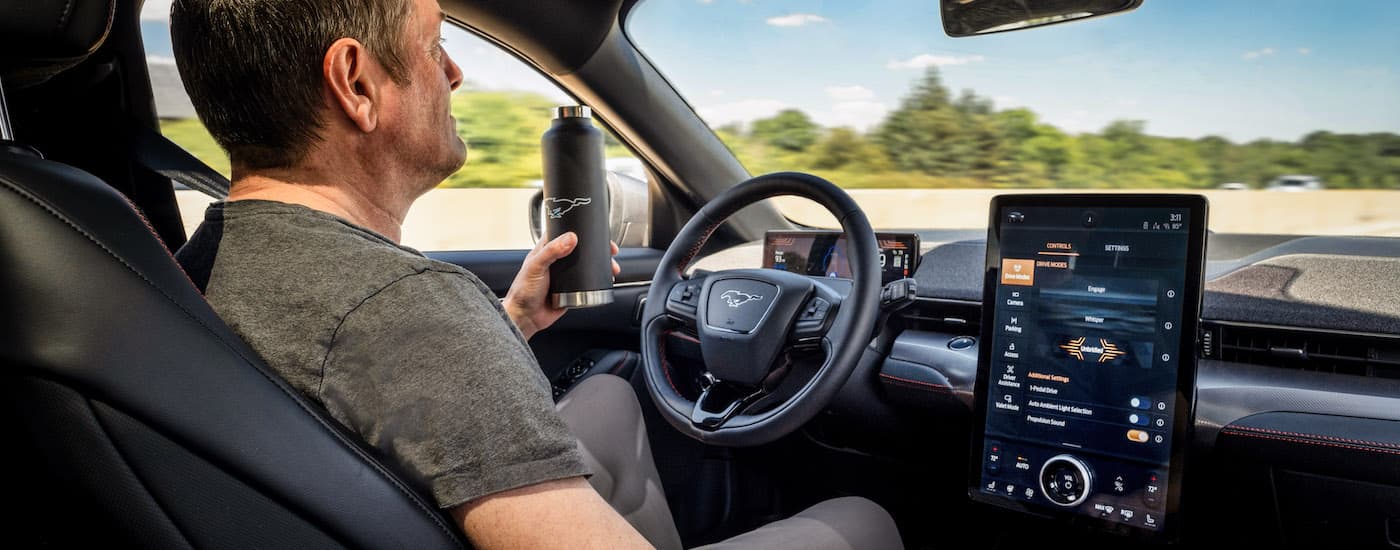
left=1040, top=455, right=1093, bottom=507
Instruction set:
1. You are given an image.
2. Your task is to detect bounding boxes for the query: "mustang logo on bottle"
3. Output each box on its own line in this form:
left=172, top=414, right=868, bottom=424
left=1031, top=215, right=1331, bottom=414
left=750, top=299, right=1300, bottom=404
left=546, top=197, right=593, bottom=219
left=720, top=290, right=763, bottom=308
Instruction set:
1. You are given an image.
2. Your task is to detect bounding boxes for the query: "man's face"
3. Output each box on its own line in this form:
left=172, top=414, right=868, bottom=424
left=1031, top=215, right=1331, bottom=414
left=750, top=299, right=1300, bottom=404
left=384, top=0, right=467, bottom=188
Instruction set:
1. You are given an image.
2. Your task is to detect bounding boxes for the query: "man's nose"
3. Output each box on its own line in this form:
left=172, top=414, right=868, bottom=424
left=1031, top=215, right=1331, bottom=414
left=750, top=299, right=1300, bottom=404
left=444, top=51, right=464, bottom=91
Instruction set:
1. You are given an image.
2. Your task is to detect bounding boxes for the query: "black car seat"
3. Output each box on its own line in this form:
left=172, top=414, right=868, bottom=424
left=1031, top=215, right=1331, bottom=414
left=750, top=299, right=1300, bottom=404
left=0, top=1, right=466, bottom=548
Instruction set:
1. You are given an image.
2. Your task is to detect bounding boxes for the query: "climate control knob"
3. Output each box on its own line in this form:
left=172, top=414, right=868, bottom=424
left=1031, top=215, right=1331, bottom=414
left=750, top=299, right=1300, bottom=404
left=1039, top=454, right=1093, bottom=507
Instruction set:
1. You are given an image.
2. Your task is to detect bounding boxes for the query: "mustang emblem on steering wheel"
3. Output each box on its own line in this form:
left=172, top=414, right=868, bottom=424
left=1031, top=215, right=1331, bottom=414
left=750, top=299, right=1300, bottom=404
left=720, top=289, right=763, bottom=308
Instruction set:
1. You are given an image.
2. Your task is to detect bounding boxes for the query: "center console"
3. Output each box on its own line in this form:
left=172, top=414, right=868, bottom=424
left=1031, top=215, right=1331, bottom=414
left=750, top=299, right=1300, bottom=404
left=968, top=194, right=1208, bottom=541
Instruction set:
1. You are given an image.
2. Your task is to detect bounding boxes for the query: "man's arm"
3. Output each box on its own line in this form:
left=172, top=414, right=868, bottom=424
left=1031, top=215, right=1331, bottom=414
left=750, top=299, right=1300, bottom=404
left=451, top=477, right=653, bottom=549
left=502, top=232, right=621, bottom=340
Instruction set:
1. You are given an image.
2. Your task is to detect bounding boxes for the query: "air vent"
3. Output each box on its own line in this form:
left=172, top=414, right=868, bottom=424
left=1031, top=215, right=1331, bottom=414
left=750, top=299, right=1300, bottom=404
left=1200, top=321, right=1400, bottom=379
left=905, top=297, right=982, bottom=334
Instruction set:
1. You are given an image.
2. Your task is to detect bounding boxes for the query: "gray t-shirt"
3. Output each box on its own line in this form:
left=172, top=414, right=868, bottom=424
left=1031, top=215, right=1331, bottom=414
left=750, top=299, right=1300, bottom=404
left=176, top=199, right=589, bottom=508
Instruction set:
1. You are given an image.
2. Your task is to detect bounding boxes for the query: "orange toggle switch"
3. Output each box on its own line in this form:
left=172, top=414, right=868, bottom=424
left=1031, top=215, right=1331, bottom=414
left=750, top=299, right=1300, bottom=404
left=1127, top=429, right=1149, bottom=443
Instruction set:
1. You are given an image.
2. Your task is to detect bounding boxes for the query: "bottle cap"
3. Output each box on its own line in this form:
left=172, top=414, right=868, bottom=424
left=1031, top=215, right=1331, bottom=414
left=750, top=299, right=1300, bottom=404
left=553, top=105, right=592, bottom=119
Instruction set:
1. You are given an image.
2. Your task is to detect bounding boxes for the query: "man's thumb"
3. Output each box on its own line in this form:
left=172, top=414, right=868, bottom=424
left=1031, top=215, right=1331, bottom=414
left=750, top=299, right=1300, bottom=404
left=537, top=232, right=578, bottom=267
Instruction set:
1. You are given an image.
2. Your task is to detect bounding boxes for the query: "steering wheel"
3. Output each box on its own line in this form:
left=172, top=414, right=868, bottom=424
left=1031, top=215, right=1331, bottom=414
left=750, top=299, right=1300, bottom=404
left=639, top=172, right=881, bottom=447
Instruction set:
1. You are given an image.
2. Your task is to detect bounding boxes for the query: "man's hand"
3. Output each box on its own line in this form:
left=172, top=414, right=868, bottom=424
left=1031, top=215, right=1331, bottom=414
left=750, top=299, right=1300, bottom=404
left=503, top=232, right=621, bottom=340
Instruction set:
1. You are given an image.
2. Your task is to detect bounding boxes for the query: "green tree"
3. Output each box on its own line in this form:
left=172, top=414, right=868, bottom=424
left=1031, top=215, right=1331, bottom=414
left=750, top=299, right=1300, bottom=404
left=809, top=127, right=865, bottom=169
left=751, top=109, right=820, bottom=152
left=876, top=68, right=972, bottom=176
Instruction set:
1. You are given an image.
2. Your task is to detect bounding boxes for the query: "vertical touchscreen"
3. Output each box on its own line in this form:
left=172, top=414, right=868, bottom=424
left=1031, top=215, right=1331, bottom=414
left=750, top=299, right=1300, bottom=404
left=970, top=198, right=1205, bottom=538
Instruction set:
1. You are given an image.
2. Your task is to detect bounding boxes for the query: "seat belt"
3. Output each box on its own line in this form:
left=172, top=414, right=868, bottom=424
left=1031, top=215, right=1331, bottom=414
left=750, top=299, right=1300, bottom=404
left=131, top=121, right=230, bottom=199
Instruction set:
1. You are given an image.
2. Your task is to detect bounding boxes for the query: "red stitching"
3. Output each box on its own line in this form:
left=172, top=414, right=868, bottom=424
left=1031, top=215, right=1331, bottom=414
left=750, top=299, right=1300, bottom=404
left=879, top=373, right=953, bottom=393
left=1229, top=425, right=1400, bottom=450
left=1221, top=429, right=1400, bottom=457
left=669, top=331, right=700, bottom=344
left=676, top=218, right=723, bottom=275
left=658, top=331, right=681, bottom=394
left=118, top=192, right=201, bottom=294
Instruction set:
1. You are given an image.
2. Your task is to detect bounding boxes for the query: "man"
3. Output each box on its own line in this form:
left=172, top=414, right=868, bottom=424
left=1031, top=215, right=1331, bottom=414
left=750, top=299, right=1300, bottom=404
left=170, top=0, right=902, bottom=549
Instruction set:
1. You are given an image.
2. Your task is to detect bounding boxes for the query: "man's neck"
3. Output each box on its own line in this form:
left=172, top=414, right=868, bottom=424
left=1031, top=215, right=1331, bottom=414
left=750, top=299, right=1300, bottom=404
left=228, top=172, right=412, bottom=243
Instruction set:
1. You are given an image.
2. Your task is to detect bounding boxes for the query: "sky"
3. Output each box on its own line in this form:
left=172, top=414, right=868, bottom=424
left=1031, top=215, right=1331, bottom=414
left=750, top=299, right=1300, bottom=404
left=141, top=0, right=1400, bottom=143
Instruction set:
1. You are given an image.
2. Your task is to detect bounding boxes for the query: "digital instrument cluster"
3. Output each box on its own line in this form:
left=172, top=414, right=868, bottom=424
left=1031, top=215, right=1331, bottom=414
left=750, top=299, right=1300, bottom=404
left=969, top=195, right=1207, bottom=541
left=762, top=231, right=919, bottom=285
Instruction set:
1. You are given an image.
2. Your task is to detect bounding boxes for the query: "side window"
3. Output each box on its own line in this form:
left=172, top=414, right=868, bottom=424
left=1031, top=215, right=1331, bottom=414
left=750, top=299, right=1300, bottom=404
left=139, top=8, right=641, bottom=250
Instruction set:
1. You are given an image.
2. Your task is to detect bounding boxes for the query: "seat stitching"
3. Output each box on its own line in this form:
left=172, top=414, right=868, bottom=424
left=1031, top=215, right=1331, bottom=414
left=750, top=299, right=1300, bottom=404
left=0, top=178, right=463, bottom=544
left=83, top=395, right=200, bottom=548
left=115, top=191, right=200, bottom=291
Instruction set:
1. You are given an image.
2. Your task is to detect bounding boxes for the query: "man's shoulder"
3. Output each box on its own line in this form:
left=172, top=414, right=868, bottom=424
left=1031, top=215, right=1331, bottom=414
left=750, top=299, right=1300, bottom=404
left=203, top=199, right=471, bottom=287
left=180, top=199, right=490, bottom=330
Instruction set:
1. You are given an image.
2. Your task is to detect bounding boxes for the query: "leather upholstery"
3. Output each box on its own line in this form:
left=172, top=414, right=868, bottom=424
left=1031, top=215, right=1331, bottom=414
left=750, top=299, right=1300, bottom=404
left=0, top=147, right=466, bottom=547
left=0, top=0, right=116, bottom=87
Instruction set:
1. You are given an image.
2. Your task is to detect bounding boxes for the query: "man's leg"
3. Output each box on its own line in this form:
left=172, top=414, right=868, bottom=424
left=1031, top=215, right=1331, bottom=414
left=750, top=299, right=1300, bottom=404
left=556, top=374, right=684, bottom=550
left=558, top=374, right=904, bottom=550
left=695, top=497, right=903, bottom=550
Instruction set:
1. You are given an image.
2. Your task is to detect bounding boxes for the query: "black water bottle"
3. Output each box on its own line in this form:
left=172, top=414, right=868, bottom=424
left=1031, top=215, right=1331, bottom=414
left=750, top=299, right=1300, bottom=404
left=542, top=105, right=614, bottom=308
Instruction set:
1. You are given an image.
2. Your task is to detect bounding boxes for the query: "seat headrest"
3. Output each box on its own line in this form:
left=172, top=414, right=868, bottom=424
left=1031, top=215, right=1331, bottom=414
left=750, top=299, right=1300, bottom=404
left=0, top=0, right=117, bottom=88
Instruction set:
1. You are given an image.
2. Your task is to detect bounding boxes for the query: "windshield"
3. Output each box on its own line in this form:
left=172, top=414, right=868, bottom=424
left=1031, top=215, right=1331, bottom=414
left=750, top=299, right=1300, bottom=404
left=626, top=0, right=1400, bottom=235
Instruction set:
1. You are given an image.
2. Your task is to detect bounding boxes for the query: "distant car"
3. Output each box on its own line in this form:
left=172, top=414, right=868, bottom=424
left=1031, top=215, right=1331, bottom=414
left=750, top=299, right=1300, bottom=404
left=1265, top=175, right=1324, bottom=191
left=1217, top=182, right=1250, bottom=190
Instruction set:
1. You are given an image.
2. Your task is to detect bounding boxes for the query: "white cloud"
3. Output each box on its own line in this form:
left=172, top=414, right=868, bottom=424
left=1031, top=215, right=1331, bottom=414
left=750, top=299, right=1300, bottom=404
left=141, top=0, right=172, bottom=21
left=697, top=99, right=790, bottom=126
left=886, top=53, right=986, bottom=70
left=709, top=89, right=727, bottom=97
left=1117, top=98, right=1139, bottom=107
left=1242, top=47, right=1276, bottom=60
left=825, top=85, right=875, bottom=101
left=1297, top=47, right=1312, bottom=55
left=825, top=101, right=890, bottom=131
left=766, top=14, right=828, bottom=27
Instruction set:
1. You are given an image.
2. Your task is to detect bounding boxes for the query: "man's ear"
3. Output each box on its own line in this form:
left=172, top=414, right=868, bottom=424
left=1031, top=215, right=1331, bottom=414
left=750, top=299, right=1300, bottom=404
left=323, top=37, right=384, bottom=133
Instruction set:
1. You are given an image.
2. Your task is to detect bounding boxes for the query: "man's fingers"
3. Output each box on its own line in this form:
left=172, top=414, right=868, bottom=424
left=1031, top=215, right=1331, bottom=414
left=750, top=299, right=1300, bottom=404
left=612, top=260, right=621, bottom=276
left=528, top=232, right=578, bottom=274
left=610, top=241, right=619, bottom=255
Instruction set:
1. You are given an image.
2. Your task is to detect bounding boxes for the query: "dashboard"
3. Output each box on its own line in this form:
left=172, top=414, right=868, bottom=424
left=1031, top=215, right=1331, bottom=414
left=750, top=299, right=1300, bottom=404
left=762, top=230, right=918, bottom=285
left=688, top=211, right=1400, bottom=548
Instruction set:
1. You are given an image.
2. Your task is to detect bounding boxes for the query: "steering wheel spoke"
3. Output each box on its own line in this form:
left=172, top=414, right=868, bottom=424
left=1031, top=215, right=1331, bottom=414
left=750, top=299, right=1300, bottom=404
left=663, top=277, right=705, bottom=324
left=690, top=382, right=767, bottom=430
left=791, top=278, right=846, bottom=344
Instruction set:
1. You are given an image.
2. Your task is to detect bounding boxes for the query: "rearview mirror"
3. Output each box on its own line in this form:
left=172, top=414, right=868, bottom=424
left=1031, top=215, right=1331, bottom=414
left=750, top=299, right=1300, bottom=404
left=941, top=0, right=1142, bottom=37
left=529, top=170, right=650, bottom=248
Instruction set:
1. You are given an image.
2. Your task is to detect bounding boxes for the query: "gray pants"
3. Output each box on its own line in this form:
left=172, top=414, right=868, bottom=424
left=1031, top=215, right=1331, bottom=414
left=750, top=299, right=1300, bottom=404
left=556, top=374, right=904, bottom=550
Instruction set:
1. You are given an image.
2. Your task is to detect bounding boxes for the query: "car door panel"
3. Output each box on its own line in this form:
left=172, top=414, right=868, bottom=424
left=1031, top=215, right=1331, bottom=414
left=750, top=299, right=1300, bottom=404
left=427, top=247, right=663, bottom=379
